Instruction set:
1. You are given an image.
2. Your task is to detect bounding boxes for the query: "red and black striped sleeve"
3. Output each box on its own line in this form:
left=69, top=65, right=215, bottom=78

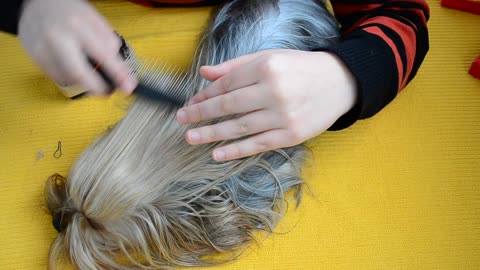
left=326, top=0, right=430, bottom=130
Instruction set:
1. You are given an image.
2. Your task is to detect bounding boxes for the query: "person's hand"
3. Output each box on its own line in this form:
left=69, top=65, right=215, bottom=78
left=18, top=0, right=137, bottom=95
left=176, top=49, right=358, bottom=161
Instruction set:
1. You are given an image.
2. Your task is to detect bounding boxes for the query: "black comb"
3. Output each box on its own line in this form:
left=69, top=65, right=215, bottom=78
left=80, top=33, right=190, bottom=106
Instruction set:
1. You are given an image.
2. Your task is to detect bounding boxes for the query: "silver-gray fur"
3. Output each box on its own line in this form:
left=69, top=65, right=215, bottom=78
left=45, top=0, right=339, bottom=269
left=192, top=0, right=339, bottom=89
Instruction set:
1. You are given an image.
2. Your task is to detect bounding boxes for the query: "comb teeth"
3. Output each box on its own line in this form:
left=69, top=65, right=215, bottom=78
left=125, top=53, right=192, bottom=106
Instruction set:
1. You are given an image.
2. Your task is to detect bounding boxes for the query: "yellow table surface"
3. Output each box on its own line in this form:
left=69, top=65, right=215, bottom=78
left=1, top=0, right=479, bottom=269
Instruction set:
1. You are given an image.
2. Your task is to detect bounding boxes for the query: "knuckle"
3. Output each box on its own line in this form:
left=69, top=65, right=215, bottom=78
left=259, top=54, right=282, bottom=77
left=192, top=93, right=202, bottom=100
left=271, top=87, right=289, bottom=105
left=285, top=111, right=296, bottom=124
left=219, top=94, right=235, bottom=114
left=197, top=92, right=207, bottom=102
left=205, top=127, right=216, bottom=141
left=234, top=120, right=249, bottom=137
left=219, top=76, right=232, bottom=93
left=255, top=140, right=271, bottom=152
left=192, top=105, right=203, bottom=121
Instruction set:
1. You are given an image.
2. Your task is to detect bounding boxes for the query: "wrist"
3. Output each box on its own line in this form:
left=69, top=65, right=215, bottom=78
left=323, top=51, right=358, bottom=116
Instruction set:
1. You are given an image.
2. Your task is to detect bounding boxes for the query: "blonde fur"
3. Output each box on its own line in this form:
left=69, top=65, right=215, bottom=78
left=45, top=0, right=339, bottom=269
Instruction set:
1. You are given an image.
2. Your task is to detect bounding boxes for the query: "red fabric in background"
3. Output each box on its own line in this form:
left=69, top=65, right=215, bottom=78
left=441, top=0, right=480, bottom=15
left=128, top=0, right=206, bottom=7
left=470, top=56, right=480, bottom=79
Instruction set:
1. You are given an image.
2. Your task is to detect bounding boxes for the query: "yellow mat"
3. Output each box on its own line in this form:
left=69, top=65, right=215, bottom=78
left=1, top=0, right=479, bottom=269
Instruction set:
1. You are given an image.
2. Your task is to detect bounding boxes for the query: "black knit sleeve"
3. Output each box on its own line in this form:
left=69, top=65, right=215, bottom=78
left=324, top=0, right=430, bottom=131
left=0, top=0, right=26, bottom=35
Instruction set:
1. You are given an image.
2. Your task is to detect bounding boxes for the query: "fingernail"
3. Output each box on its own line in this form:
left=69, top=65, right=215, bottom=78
left=188, top=130, right=200, bottom=143
left=177, top=109, right=187, bottom=124
left=214, top=150, right=226, bottom=161
left=202, top=65, right=219, bottom=71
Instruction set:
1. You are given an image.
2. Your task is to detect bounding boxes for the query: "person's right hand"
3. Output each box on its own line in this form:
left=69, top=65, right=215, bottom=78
left=18, top=0, right=137, bottom=96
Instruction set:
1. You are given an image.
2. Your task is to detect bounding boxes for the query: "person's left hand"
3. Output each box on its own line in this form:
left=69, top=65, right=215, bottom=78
left=176, top=49, right=358, bottom=161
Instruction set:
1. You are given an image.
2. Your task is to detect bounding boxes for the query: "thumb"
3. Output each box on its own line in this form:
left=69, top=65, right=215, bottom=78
left=200, top=50, right=265, bottom=81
